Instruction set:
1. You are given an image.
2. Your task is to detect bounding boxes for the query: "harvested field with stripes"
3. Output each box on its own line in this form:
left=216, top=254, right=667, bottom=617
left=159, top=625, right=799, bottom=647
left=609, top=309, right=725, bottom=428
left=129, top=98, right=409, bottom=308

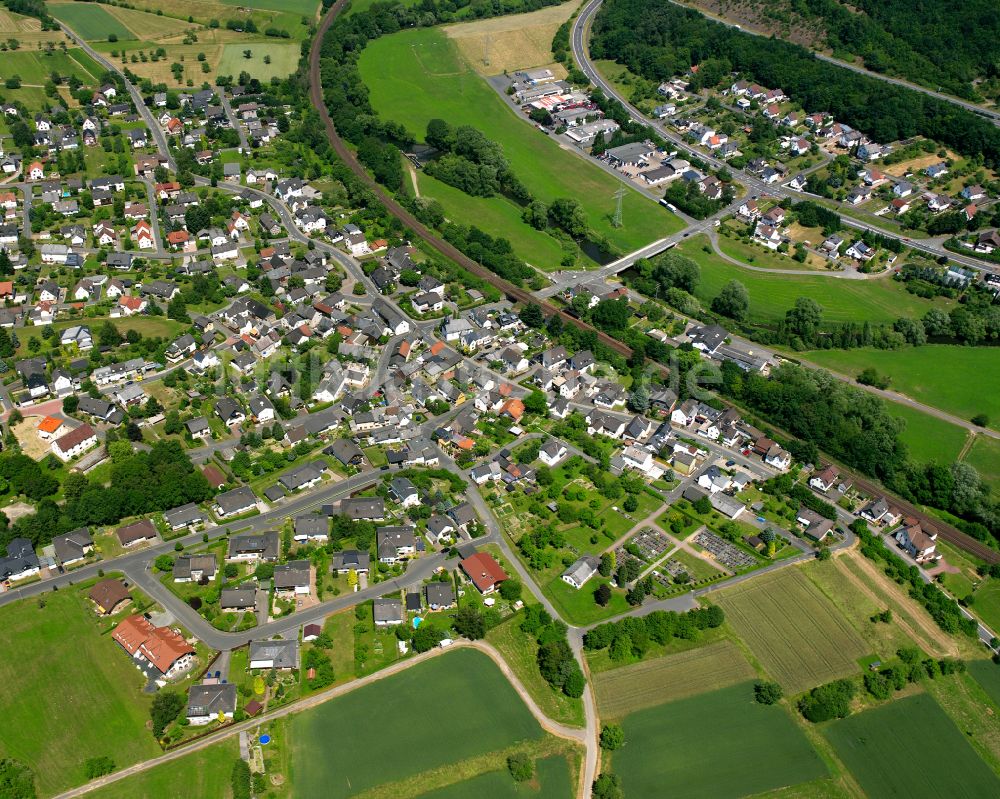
left=594, top=640, right=755, bottom=719
left=716, top=566, right=869, bottom=694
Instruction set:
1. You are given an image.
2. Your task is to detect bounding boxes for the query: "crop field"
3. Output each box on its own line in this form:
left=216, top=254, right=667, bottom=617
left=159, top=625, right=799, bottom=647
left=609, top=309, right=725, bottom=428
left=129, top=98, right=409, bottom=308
left=0, top=588, right=161, bottom=796
left=881, top=401, right=970, bottom=466
left=50, top=2, right=133, bottom=41
left=104, top=6, right=199, bottom=40
left=222, top=0, right=319, bottom=15
left=715, top=567, right=869, bottom=693
left=1, top=49, right=100, bottom=85
left=444, top=3, right=576, bottom=76
left=969, top=659, right=1000, bottom=708
left=802, top=345, right=1000, bottom=431
left=358, top=27, right=682, bottom=258
left=824, top=693, right=1000, bottom=798
left=594, top=640, right=756, bottom=719
left=290, top=648, right=543, bottom=798
left=965, top=435, right=1000, bottom=494
left=675, top=236, right=951, bottom=324
left=419, top=755, right=574, bottom=799
left=0, top=8, right=73, bottom=45
left=87, top=739, right=238, bottom=799
left=613, top=681, right=827, bottom=799
left=217, top=42, right=301, bottom=80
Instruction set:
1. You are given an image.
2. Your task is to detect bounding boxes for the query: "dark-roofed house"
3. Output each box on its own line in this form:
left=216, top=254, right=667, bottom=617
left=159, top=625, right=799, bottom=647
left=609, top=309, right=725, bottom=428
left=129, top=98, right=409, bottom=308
left=377, top=526, right=417, bottom=564
left=173, top=554, right=217, bottom=583
left=293, top=516, right=329, bottom=543
left=447, top=502, right=477, bottom=529
left=52, top=527, right=93, bottom=567
left=326, top=438, right=364, bottom=466
left=389, top=477, right=419, bottom=508
left=274, top=560, right=311, bottom=596
left=278, top=461, right=326, bottom=492
left=164, top=503, right=207, bottom=531
left=187, top=682, right=237, bottom=725
left=460, top=552, right=508, bottom=594
left=88, top=578, right=131, bottom=615
left=117, top=518, right=157, bottom=548
left=220, top=583, right=258, bottom=611
left=373, top=597, right=404, bottom=627
left=0, top=538, right=40, bottom=582
left=227, top=531, right=279, bottom=562
left=214, top=486, right=258, bottom=517
left=249, top=639, right=298, bottom=670
left=331, top=549, right=370, bottom=574
left=340, top=497, right=384, bottom=521
left=425, top=582, right=455, bottom=610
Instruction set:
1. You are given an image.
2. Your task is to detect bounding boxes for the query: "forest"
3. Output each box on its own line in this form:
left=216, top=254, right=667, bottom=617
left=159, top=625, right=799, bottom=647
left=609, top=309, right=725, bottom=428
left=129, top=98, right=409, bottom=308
left=590, top=0, right=1000, bottom=166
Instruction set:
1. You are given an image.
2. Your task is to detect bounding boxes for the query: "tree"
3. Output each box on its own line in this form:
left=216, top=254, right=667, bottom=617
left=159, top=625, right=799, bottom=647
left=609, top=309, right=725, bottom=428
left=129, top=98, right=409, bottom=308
left=711, top=280, right=749, bottom=321
left=548, top=198, right=589, bottom=238
left=507, top=752, right=533, bottom=782
left=754, top=681, right=783, bottom=705
left=599, top=551, right=615, bottom=577
left=84, top=756, right=115, bottom=779
left=592, top=773, right=624, bottom=799
left=784, top=297, right=823, bottom=341
left=452, top=605, right=486, bottom=640
left=523, top=390, right=548, bottom=416
left=412, top=624, right=445, bottom=652
left=972, top=413, right=989, bottom=427
left=499, top=578, right=522, bottom=601
left=231, top=759, right=252, bottom=799
left=594, top=582, right=612, bottom=606
left=520, top=303, right=544, bottom=328
left=62, top=394, right=79, bottom=414
left=600, top=723, right=625, bottom=750
left=627, top=384, right=649, bottom=412
left=150, top=691, right=184, bottom=737
left=154, top=554, right=174, bottom=572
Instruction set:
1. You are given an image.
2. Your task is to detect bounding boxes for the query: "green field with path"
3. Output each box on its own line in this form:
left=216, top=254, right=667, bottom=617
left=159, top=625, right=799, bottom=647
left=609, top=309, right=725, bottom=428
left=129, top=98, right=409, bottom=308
left=222, top=0, right=319, bottom=15
left=965, top=435, right=1000, bottom=493
left=86, top=739, right=238, bottom=799
left=802, top=345, right=1000, bottom=431
left=419, top=755, right=573, bottom=798
left=358, top=27, right=681, bottom=257
left=612, top=681, right=827, bottom=799
left=675, top=236, right=951, bottom=324
left=2, top=49, right=101, bottom=85
left=290, top=647, right=543, bottom=798
left=50, top=3, right=133, bottom=41
left=824, top=692, right=1000, bottom=799
left=883, top=401, right=970, bottom=465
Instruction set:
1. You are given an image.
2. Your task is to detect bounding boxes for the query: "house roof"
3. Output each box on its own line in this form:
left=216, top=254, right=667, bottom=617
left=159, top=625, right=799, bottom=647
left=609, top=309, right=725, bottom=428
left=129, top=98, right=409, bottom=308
left=117, top=518, right=157, bottom=545
left=140, top=626, right=195, bottom=673
left=187, top=683, right=237, bottom=717
left=53, top=423, right=96, bottom=454
left=88, top=577, right=129, bottom=611
left=38, top=416, right=63, bottom=434
left=460, top=552, right=508, bottom=592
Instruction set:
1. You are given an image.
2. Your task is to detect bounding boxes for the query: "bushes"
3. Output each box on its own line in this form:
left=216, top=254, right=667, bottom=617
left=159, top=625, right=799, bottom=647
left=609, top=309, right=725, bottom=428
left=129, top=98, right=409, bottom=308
left=600, top=723, right=625, bottom=750
left=507, top=752, right=533, bottom=782
left=231, top=759, right=251, bottom=799
left=83, top=756, right=115, bottom=780
left=583, top=606, right=724, bottom=660
left=150, top=691, right=185, bottom=738
left=753, top=681, right=783, bottom=705
left=798, top=678, right=856, bottom=722
left=521, top=604, right=587, bottom=698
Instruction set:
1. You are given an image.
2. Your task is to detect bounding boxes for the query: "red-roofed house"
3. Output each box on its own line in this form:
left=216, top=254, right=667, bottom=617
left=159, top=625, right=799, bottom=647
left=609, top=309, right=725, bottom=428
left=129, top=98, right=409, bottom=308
left=27, top=161, right=44, bottom=180
left=118, top=295, right=148, bottom=316
left=460, top=552, right=508, bottom=594
left=499, top=398, right=525, bottom=422
left=167, top=230, right=189, bottom=249
left=113, top=615, right=195, bottom=677
left=131, top=220, right=154, bottom=250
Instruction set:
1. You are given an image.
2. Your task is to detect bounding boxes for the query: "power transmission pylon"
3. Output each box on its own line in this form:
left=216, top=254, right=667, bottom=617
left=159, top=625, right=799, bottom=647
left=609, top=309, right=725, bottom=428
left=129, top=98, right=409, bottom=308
left=612, top=188, right=625, bottom=228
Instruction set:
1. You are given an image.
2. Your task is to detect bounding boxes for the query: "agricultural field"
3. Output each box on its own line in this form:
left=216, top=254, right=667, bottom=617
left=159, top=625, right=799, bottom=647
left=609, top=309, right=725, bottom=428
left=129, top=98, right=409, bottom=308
left=49, top=2, right=133, bottom=41
left=802, top=345, right=1000, bottom=431
left=0, top=8, right=70, bottom=45
left=1, top=49, right=101, bottom=86
left=594, top=640, right=756, bottom=719
left=0, top=587, right=161, bottom=797
left=969, top=659, right=1000, bottom=709
left=824, top=693, right=1000, bottom=799
left=290, top=648, right=544, bottom=799
left=216, top=42, right=302, bottom=82
left=612, top=682, right=828, bottom=799
left=715, top=566, right=870, bottom=693
left=882, top=401, right=970, bottom=466
left=357, top=27, right=683, bottom=260
left=674, top=236, right=952, bottom=324
left=87, top=739, right=239, bottom=799
left=104, top=6, right=200, bottom=40
left=964, top=435, right=1000, bottom=494
left=222, top=0, right=319, bottom=14
left=419, top=754, right=574, bottom=798
left=443, top=2, right=575, bottom=76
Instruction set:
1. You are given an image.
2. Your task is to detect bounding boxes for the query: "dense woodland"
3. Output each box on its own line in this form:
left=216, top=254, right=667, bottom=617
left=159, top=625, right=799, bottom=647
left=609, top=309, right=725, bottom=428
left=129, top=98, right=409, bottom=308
left=590, top=0, right=1000, bottom=166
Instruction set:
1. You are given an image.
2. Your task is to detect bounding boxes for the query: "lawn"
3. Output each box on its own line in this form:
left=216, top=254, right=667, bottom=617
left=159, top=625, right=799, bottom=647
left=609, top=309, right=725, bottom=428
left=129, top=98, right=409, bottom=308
left=970, top=579, right=1000, bottom=636
left=1, top=49, right=101, bottom=85
left=593, top=640, right=755, bottom=719
left=964, top=434, right=1000, bottom=494
left=612, top=681, right=828, bottom=799
left=221, top=0, right=319, bottom=15
left=49, top=2, right=133, bottom=41
left=290, top=647, right=543, bottom=798
left=884, top=401, right=970, bottom=466
left=0, top=588, right=161, bottom=796
left=358, top=27, right=682, bottom=257
left=486, top=614, right=585, bottom=728
left=17, top=315, right=186, bottom=356
left=87, top=739, right=238, bottom=799
left=675, top=236, right=950, bottom=324
left=544, top=573, right=630, bottom=626
left=419, top=755, right=574, bottom=799
left=802, top=345, right=1000, bottom=431
left=823, top=692, right=1000, bottom=799
left=217, top=42, right=302, bottom=81
left=715, top=567, right=869, bottom=694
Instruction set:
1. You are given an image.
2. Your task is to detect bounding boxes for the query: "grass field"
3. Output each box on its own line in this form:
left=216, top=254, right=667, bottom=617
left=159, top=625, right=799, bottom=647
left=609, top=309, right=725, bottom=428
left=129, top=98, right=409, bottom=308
left=675, top=236, right=951, bottom=324
left=443, top=2, right=575, bottom=76
left=487, top=615, right=585, bottom=727
left=884, top=401, right=970, bottom=465
left=716, top=567, right=869, bottom=693
left=965, top=435, right=1000, bottom=493
left=217, top=42, right=301, bottom=81
left=105, top=6, right=199, bottom=39
left=222, top=0, right=319, bottom=15
left=419, top=755, right=574, bottom=799
left=802, top=345, right=1000, bottom=431
left=824, top=692, right=1000, bottom=798
left=290, top=648, right=543, bottom=798
left=50, top=2, right=133, bottom=41
left=1, top=49, right=100, bottom=85
left=17, top=315, right=185, bottom=356
left=358, top=27, right=682, bottom=257
left=0, top=589, right=161, bottom=796
left=613, top=681, right=827, bottom=799
left=969, top=659, right=1000, bottom=708
left=594, top=640, right=756, bottom=719
left=87, top=739, right=238, bottom=799
left=345, top=0, right=421, bottom=16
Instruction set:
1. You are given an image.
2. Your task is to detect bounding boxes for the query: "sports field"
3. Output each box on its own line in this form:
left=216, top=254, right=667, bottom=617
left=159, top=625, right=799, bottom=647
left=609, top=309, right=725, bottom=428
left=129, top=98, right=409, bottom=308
left=885, top=401, right=970, bottom=466
left=357, top=27, right=682, bottom=257
left=594, top=640, right=755, bottom=719
left=50, top=2, right=132, bottom=41
left=217, top=42, right=301, bottom=81
left=2, top=49, right=100, bottom=85
left=290, top=648, right=543, bottom=798
left=803, top=345, right=1000, bottom=431
left=419, top=755, right=574, bottom=799
left=0, top=589, right=161, bottom=796
left=965, top=435, right=1000, bottom=494
left=715, top=567, right=869, bottom=693
left=675, top=236, right=951, bottom=324
left=824, top=693, right=1000, bottom=799
left=613, top=681, right=827, bottom=799
left=87, top=739, right=238, bottom=799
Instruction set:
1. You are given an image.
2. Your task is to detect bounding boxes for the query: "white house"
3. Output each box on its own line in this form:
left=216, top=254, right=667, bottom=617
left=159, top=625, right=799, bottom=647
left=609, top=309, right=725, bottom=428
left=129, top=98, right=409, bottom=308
left=561, top=556, right=599, bottom=590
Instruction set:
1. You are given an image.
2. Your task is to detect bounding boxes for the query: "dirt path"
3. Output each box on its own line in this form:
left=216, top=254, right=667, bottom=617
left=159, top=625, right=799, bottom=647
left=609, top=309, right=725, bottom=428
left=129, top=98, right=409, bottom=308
left=407, top=164, right=420, bottom=197
left=836, top=550, right=957, bottom=657
left=51, top=640, right=587, bottom=799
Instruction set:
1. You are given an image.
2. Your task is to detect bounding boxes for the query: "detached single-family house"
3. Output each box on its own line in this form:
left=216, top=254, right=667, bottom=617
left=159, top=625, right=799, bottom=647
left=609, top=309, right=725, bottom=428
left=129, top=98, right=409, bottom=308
left=562, top=555, right=599, bottom=589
